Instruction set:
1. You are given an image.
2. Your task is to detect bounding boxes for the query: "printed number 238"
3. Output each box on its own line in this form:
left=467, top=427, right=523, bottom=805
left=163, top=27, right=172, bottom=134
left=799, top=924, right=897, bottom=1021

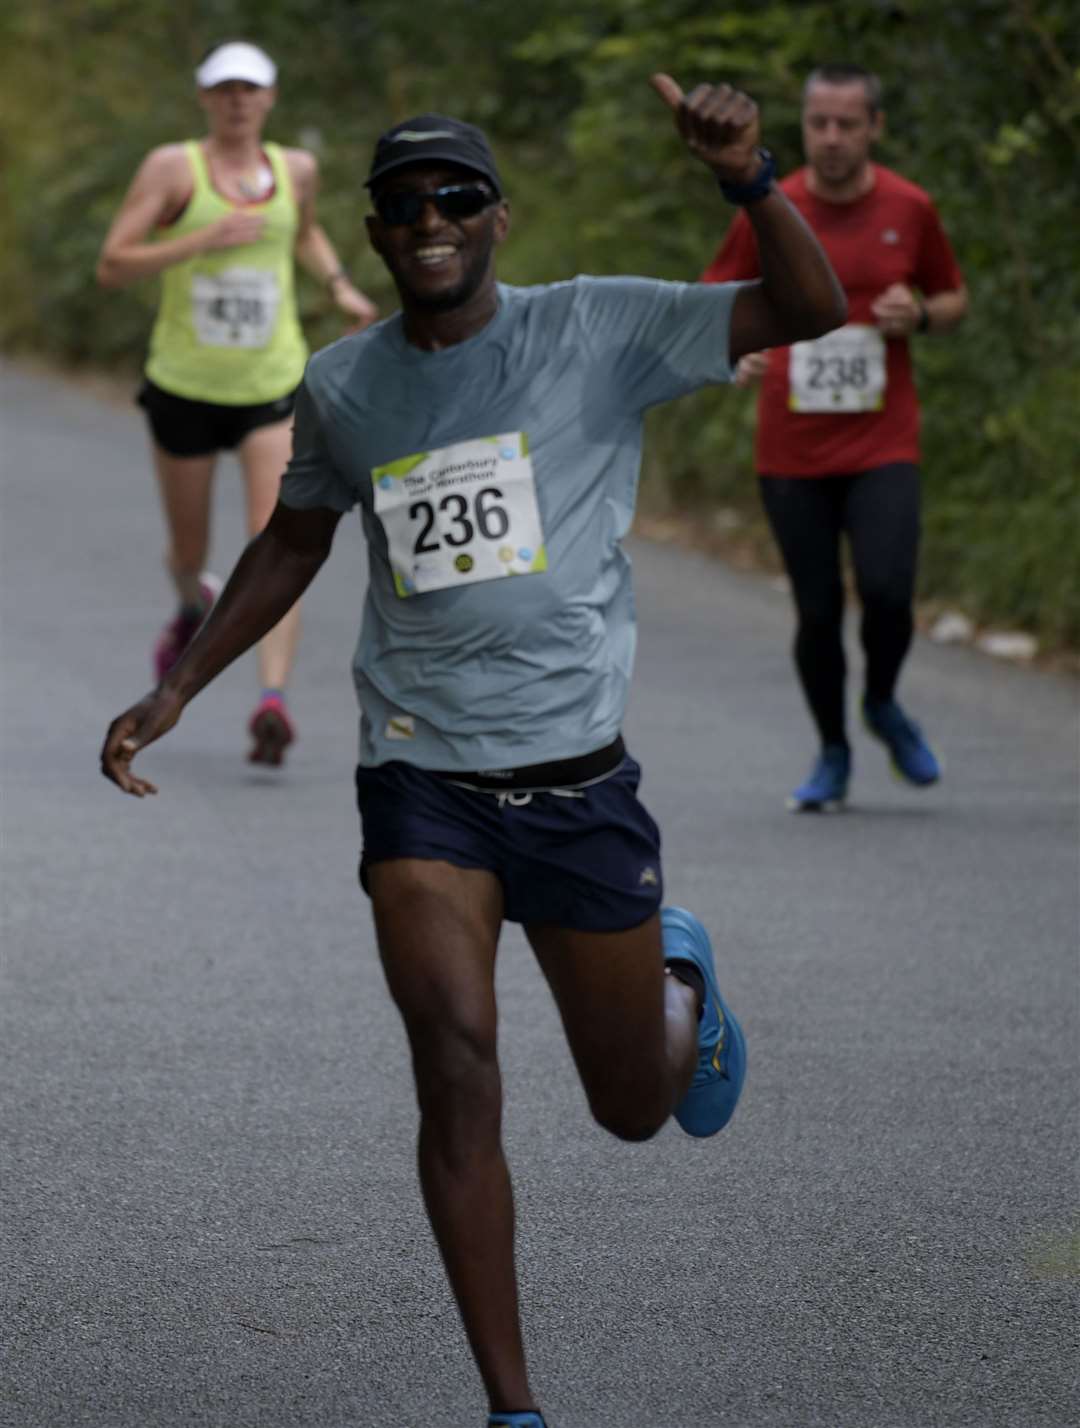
left=808, top=355, right=869, bottom=390
left=410, top=486, right=509, bottom=552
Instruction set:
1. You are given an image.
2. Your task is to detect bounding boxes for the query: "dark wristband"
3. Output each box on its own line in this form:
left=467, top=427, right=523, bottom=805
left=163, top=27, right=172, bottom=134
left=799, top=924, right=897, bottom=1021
left=716, top=148, right=776, bottom=205
left=916, top=301, right=931, bottom=334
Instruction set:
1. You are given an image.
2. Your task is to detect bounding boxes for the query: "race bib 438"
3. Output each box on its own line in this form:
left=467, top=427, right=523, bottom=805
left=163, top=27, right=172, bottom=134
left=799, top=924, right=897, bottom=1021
left=372, top=432, right=548, bottom=598
left=191, top=266, right=280, bottom=349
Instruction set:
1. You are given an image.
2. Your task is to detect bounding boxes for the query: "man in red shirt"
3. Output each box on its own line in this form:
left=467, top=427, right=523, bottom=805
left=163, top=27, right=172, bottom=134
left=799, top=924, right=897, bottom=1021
left=702, top=63, right=967, bottom=810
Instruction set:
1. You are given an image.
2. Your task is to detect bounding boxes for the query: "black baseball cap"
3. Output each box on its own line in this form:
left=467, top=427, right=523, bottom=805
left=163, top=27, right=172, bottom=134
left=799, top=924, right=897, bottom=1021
left=365, top=114, right=502, bottom=197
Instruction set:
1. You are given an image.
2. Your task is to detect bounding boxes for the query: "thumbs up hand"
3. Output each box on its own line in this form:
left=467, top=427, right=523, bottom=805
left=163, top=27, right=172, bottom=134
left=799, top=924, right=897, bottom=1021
left=650, top=73, right=763, bottom=186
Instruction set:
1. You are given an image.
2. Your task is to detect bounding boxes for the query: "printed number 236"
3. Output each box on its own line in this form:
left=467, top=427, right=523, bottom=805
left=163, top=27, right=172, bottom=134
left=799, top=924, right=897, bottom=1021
left=410, top=486, right=509, bottom=552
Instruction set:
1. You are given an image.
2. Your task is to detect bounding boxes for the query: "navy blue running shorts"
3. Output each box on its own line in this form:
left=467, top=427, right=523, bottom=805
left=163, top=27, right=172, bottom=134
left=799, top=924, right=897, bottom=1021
left=136, top=378, right=299, bottom=458
left=354, top=756, right=664, bottom=932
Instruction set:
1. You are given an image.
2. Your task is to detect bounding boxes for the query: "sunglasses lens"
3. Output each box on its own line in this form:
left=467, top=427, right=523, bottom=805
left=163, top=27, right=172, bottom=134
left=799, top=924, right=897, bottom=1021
left=436, top=185, right=491, bottom=219
left=376, top=192, right=422, bottom=225
left=376, top=184, right=493, bottom=226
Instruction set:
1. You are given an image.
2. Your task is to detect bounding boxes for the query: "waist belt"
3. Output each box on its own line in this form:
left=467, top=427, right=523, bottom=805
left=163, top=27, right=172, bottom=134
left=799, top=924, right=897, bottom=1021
left=433, top=735, right=626, bottom=793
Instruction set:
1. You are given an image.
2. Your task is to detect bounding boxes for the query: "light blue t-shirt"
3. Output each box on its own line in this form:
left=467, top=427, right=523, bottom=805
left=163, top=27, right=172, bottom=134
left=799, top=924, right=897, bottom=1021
left=280, top=276, right=740, bottom=771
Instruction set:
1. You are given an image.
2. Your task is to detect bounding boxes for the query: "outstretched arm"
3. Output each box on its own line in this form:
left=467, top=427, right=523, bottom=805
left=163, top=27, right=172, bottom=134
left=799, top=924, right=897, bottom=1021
left=101, top=502, right=341, bottom=796
left=650, top=73, right=846, bottom=361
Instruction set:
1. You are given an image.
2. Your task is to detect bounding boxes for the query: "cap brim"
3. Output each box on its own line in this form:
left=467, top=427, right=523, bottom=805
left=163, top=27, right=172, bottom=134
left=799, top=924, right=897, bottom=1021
left=195, top=45, right=277, bottom=88
left=365, top=152, right=500, bottom=194
left=198, top=68, right=275, bottom=87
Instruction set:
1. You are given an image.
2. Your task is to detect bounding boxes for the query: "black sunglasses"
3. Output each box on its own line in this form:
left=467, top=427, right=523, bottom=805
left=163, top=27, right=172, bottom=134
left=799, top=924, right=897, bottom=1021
left=374, top=182, right=496, bottom=227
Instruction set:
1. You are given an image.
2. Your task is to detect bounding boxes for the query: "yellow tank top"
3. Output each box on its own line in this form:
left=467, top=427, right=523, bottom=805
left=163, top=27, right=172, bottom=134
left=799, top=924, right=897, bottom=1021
left=145, top=141, right=307, bottom=405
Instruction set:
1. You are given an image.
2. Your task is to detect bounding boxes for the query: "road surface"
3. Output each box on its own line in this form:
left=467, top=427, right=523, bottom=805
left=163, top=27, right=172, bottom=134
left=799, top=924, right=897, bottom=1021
left=2, top=361, right=1077, bottom=1427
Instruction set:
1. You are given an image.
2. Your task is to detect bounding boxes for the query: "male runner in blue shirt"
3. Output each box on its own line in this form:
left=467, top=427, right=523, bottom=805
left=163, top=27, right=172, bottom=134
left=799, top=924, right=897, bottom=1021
left=102, top=73, right=845, bottom=1428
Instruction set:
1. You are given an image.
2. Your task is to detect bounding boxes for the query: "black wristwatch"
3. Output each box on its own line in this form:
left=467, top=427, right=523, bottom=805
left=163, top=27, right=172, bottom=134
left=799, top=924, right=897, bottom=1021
left=716, top=149, right=776, bottom=205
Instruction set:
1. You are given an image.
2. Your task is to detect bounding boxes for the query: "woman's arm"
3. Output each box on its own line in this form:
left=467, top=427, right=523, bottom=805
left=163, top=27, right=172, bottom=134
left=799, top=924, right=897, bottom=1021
left=288, top=149, right=378, bottom=329
left=96, top=144, right=266, bottom=288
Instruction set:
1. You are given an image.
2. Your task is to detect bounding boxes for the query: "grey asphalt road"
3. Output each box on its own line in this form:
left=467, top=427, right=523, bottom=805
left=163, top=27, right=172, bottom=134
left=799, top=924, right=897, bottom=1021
left=2, top=360, right=1077, bottom=1428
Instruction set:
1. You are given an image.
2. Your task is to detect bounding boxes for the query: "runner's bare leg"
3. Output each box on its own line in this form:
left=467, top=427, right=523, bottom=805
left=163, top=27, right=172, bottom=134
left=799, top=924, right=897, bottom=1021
left=525, top=915, right=699, bottom=1136
left=238, top=417, right=301, bottom=690
left=150, top=444, right=215, bottom=608
left=368, top=858, right=539, bottom=1415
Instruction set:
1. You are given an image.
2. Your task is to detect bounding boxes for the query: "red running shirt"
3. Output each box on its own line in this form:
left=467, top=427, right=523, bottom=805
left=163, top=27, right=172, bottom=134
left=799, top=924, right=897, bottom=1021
left=701, top=165, right=964, bottom=476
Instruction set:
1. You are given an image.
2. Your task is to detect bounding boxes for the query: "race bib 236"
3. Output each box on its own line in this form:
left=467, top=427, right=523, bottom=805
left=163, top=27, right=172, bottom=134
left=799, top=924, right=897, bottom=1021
left=372, top=432, right=548, bottom=598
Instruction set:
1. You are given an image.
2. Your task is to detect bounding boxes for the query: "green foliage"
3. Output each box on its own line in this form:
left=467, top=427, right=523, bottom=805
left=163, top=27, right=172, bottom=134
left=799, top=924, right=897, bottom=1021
left=2, top=0, right=1077, bottom=648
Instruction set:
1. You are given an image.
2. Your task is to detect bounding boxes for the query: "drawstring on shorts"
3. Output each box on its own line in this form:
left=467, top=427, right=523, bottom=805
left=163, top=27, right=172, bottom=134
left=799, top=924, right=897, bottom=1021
left=492, top=787, right=585, bottom=809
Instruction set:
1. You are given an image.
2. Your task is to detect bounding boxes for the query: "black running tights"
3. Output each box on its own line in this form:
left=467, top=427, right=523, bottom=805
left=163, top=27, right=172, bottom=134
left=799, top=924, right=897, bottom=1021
left=758, top=463, right=920, bottom=748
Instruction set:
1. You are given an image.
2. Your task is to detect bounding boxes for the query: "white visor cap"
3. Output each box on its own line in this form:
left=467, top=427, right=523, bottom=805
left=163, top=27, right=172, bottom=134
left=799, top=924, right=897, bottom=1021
left=196, top=42, right=277, bottom=89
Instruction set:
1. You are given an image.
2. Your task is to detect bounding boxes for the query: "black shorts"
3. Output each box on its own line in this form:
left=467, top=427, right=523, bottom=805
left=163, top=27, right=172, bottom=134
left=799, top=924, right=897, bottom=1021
left=354, top=753, right=664, bottom=932
left=136, top=379, right=298, bottom=458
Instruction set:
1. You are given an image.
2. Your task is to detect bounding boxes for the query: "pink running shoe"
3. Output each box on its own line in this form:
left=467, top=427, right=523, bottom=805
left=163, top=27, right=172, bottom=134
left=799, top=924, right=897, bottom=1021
left=248, top=693, right=296, bottom=767
left=152, top=574, right=221, bottom=682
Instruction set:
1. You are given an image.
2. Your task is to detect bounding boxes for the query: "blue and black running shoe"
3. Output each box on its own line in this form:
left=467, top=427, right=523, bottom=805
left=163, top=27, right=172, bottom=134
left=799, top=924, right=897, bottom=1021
left=488, top=1414, right=547, bottom=1427
left=786, top=744, right=851, bottom=812
left=862, top=697, right=941, bottom=786
left=663, top=907, right=747, bottom=1138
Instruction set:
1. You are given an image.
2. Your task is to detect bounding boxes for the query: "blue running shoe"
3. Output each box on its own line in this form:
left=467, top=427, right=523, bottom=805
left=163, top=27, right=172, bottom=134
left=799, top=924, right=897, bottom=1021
left=488, top=1415, right=546, bottom=1428
left=862, top=697, right=941, bottom=786
left=786, top=744, right=851, bottom=812
left=663, top=907, right=747, bottom=1138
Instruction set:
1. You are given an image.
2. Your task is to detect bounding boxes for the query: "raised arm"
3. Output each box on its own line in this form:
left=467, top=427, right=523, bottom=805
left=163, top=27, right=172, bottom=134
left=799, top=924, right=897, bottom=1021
left=650, top=73, right=846, bottom=362
left=101, top=502, right=341, bottom=795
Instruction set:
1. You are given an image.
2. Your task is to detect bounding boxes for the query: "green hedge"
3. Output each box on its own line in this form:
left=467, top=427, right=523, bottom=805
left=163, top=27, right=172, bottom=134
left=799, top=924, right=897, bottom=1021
left=3, top=0, right=1077, bottom=649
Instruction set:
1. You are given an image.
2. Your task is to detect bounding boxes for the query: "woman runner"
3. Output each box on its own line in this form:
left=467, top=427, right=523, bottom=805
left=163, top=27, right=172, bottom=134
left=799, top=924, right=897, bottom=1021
left=97, top=39, right=377, bottom=764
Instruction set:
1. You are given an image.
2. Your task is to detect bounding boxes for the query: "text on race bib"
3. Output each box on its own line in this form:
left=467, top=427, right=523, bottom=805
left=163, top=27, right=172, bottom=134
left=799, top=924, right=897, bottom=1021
left=788, top=324, right=887, bottom=413
left=191, top=266, right=280, bottom=349
left=372, top=432, right=548, bottom=598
